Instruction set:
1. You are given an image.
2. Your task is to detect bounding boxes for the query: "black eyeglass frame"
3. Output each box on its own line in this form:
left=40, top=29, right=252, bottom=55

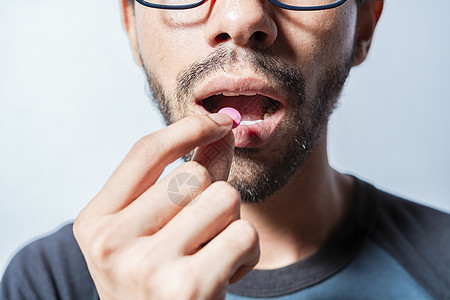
left=135, top=0, right=348, bottom=11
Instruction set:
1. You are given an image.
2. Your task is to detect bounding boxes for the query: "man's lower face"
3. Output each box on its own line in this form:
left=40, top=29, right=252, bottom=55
left=141, top=46, right=352, bottom=204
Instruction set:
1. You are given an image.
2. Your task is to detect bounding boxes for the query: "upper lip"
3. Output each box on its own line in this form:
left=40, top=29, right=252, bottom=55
left=193, top=75, right=286, bottom=108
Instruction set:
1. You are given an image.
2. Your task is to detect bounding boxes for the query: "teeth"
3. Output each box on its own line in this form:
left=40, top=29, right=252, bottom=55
left=241, top=91, right=257, bottom=96
left=267, top=106, right=277, bottom=114
left=240, top=120, right=263, bottom=126
left=221, top=92, right=258, bottom=97
left=263, top=106, right=278, bottom=120
left=221, top=92, right=237, bottom=97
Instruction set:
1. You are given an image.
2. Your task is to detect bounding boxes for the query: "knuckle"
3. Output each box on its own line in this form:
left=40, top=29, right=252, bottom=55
left=229, top=220, right=259, bottom=252
left=131, top=134, right=164, bottom=158
left=88, top=222, right=120, bottom=267
left=73, top=208, right=96, bottom=247
left=183, top=161, right=212, bottom=187
left=89, top=240, right=111, bottom=267
left=211, top=181, right=241, bottom=213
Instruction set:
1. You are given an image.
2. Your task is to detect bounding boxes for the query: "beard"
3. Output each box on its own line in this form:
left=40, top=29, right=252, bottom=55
left=140, top=46, right=353, bottom=204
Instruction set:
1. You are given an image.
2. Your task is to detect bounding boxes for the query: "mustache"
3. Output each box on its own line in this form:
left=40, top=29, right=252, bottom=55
left=175, top=46, right=306, bottom=103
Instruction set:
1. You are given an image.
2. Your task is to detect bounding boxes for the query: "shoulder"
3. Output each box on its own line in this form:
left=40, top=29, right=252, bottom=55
left=1, top=223, right=98, bottom=300
left=367, top=181, right=450, bottom=247
left=354, top=178, right=450, bottom=299
left=352, top=177, right=450, bottom=238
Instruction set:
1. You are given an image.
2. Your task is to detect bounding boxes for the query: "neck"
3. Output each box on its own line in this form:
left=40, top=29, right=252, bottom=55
left=240, top=131, right=354, bottom=270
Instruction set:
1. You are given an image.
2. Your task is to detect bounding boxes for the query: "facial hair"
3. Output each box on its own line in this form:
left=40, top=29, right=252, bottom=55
left=140, top=46, right=353, bottom=204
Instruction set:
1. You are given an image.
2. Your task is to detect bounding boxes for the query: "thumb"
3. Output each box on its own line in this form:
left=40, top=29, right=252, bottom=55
left=192, top=131, right=234, bottom=182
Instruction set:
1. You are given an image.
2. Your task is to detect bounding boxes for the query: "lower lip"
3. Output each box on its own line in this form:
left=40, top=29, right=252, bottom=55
left=232, top=106, right=284, bottom=148
left=196, top=104, right=285, bottom=148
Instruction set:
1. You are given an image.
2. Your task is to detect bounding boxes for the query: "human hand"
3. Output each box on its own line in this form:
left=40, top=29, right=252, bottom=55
left=73, top=113, right=260, bottom=300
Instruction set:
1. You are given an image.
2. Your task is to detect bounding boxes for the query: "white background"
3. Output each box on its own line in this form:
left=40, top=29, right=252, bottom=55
left=1, top=0, right=449, bottom=274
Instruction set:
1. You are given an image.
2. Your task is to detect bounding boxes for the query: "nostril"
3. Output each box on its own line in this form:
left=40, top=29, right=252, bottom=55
left=252, top=31, right=268, bottom=43
left=215, top=33, right=230, bottom=43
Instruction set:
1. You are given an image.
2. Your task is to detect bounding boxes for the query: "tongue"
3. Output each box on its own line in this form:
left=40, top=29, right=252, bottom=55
left=204, top=95, right=270, bottom=121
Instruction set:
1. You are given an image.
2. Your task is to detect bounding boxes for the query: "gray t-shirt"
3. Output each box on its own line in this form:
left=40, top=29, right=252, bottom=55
left=2, top=177, right=450, bottom=299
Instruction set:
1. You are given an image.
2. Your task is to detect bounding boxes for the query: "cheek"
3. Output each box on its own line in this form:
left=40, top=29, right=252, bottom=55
left=316, top=8, right=358, bottom=62
left=134, top=8, right=209, bottom=93
left=276, top=6, right=357, bottom=75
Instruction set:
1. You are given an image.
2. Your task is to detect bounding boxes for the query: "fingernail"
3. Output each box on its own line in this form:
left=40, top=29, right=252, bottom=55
left=209, top=113, right=232, bottom=127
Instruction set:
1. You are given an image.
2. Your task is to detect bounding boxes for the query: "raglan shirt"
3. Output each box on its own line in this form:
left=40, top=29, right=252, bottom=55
left=1, top=177, right=450, bottom=299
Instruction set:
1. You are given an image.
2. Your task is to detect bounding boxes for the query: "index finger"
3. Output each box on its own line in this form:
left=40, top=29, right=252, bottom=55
left=90, top=113, right=233, bottom=215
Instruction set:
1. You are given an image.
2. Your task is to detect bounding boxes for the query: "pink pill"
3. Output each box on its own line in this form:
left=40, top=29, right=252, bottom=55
left=218, top=107, right=241, bottom=129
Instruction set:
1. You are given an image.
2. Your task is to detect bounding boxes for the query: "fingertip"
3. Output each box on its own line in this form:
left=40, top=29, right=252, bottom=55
left=208, top=113, right=233, bottom=128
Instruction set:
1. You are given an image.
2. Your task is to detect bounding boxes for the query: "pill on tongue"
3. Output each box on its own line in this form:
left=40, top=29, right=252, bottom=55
left=218, top=107, right=241, bottom=129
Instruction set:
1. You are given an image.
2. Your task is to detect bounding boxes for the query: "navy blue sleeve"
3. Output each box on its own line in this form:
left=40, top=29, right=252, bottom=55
left=1, top=223, right=98, bottom=300
left=372, top=191, right=450, bottom=300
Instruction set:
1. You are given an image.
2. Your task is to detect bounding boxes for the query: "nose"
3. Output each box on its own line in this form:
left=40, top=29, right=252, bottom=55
left=204, top=0, right=278, bottom=49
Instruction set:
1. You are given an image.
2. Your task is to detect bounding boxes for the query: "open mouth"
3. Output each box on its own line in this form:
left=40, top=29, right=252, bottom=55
left=201, top=93, right=281, bottom=125
left=199, top=92, right=285, bottom=148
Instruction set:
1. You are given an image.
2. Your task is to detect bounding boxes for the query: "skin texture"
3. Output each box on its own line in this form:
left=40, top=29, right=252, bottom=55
left=74, top=0, right=383, bottom=299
